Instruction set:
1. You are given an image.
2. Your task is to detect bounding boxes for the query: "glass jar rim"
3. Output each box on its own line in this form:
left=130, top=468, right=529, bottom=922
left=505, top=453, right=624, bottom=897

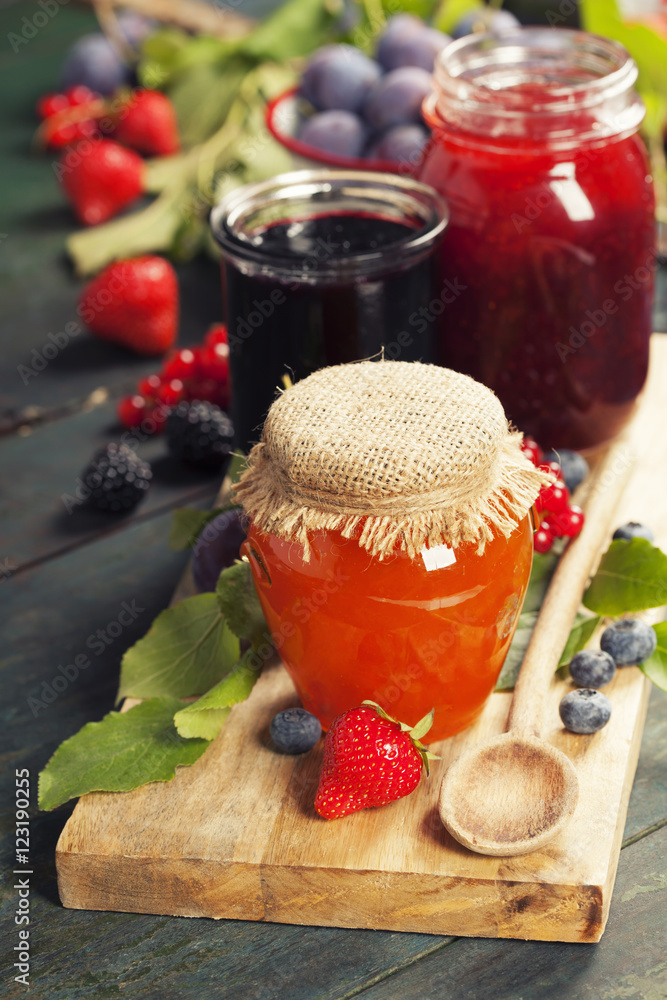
left=210, top=169, right=449, bottom=284
left=431, top=27, right=644, bottom=147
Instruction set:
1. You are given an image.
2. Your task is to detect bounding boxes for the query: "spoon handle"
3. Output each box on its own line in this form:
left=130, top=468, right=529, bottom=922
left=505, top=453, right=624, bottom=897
left=507, top=435, right=636, bottom=739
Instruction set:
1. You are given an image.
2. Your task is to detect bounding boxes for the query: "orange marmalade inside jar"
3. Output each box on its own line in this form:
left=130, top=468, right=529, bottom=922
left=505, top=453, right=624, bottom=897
left=244, top=518, right=533, bottom=741
left=235, top=361, right=547, bottom=741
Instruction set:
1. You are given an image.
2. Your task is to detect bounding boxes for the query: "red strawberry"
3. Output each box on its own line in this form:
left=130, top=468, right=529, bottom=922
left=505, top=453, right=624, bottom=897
left=113, top=90, right=180, bottom=157
left=314, top=701, right=438, bottom=820
left=79, top=256, right=179, bottom=356
left=60, top=140, right=144, bottom=226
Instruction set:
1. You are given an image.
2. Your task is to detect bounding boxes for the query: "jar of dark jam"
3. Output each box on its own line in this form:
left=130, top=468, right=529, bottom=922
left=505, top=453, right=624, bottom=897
left=419, top=29, right=655, bottom=451
left=210, top=170, right=448, bottom=452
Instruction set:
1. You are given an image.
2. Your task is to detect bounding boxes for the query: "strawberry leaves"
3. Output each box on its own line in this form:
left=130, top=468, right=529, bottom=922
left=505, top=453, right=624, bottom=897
left=38, top=698, right=210, bottom=811
left=117, top=593, right=240, bottom=701
left=38, top=559, right=269, bottom=810
left=361, top=701, right=440, bottom=775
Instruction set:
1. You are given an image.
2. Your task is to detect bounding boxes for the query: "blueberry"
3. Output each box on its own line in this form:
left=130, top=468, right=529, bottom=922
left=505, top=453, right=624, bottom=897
left=452, top=8, right=520, bottom=39
left=543, top=448, right=589, bottom=493
left=270, top=708, right=322, bottom=754
left=367, top=123, right=430, bottom=166
left=301, top=44, right=381, bottom=112
left=61, top=33, right=132, bottom=95
left=378, top=20, right=450, bottom=72
left=568, top=649, right=616, bottom=688
left=363, top=67, right=433, bottom=130
left=600, top=619, right=657, bottom=665
left=192, top=509, right=248, bottom=593
left=559, top=688, right=612, bottom=734
left=612, top=521, right=654, bottom=543
left=298, top=110, right=367, bottom=158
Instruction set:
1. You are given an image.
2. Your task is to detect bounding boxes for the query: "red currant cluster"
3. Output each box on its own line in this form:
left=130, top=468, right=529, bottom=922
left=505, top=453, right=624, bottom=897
left=520, top=437, right=585, bottom=554
left=37, top=87, right=102, bottom=148
left=117, top=324, right=230, bottom=432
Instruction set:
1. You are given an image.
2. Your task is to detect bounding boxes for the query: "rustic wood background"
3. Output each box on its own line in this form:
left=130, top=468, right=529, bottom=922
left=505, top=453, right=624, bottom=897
left=1, top=3, right=666, bottom=997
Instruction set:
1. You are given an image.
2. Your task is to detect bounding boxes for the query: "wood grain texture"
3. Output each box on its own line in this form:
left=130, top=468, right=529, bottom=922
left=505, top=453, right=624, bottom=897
left=54, top=338, right=667, bottom=944
left=55, top=659, right=650, bottom=943
left=0, top=400, right=221, bottom=572
left=350, top=823, right=667, bottom=1000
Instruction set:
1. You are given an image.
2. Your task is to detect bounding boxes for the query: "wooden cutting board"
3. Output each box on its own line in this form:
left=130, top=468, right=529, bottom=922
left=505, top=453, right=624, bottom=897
left=55, top=338, right=667, bottom=944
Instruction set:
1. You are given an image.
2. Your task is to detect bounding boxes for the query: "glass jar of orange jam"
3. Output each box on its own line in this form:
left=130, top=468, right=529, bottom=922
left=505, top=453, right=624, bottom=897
left=244, top=518, right=533, bottom=741
left=235, top=360, right=545, bottom=741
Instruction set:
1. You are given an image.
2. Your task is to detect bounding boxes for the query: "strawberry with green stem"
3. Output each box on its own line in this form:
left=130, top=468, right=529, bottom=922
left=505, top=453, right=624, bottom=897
left=315, top=700, right=439, bottom=820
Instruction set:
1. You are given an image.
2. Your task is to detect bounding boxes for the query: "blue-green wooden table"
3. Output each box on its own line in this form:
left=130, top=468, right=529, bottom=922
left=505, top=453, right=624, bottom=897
left=1, top=5, right=666, bottom=997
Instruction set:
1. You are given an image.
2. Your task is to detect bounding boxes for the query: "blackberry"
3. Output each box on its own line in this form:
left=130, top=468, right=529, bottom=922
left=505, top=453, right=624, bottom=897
left=166, top=400, right=234, bottom=470
left=81, top=442, right=152, bottom=512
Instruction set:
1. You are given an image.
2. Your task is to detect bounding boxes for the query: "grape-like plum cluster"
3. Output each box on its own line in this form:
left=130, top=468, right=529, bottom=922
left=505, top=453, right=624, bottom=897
left=296, top=16, right=448, bottom=167
left=295, top=8, right=520, bottom=168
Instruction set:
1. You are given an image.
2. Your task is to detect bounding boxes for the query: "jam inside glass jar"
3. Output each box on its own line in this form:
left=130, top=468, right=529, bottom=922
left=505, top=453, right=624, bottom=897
left=419, top=28, right=655, bottom=451
left=210, top=171, right=448, bottom=453
left=244, top=516, right=533, bottom=742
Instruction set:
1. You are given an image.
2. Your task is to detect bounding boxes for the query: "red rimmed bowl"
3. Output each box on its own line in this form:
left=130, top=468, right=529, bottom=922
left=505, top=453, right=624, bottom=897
left=266, top=88, right=423, bottom=176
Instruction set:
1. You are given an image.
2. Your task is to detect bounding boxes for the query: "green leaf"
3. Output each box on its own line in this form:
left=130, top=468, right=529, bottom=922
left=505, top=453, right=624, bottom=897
left=495, top=611, right=538, bottom=691
left=216, top=560, right=268, bottom=644
left=409, top=709, right=435, bottom=742
left=495, top=611, right=600, bottom=690
left=523, top=552, right=559, bottom=614
left=558, top=612, right=601, bottom=667
left=169, top=453, right=246, bottom=550
left=168, top=56, right=251, bottom=148
left=118, top=593, right=240, bottom=701
left=169, top=503, right=239, bottom=551
left=580, top=0, right=667, bottom=137
left=239, top=0, right=341, bottom=62
left=38, top=699, right=210, bottom=811
left=173, top=649, right=262, bottom=739
left=583, top=538, right=667, bottom=615
left=640, top=622, right=667, bottom=692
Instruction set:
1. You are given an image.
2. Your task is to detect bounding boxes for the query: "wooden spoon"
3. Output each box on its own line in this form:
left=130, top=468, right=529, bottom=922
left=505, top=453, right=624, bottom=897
left=438, top=437, right=635, bottom=856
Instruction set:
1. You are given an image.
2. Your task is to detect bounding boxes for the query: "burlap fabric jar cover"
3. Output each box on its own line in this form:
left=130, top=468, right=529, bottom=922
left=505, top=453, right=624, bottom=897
left=236, top=361, right=549, bottom=740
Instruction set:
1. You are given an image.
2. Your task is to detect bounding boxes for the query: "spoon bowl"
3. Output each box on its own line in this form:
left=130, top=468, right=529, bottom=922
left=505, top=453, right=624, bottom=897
left=438, top=733, right=579, bottom=856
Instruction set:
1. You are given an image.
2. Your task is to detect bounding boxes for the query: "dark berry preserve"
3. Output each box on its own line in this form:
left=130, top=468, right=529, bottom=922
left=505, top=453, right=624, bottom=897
left=211, top=171, right=448, bottom=451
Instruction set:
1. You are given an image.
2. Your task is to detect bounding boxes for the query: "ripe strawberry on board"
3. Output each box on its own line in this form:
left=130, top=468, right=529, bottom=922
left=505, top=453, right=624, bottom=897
left=113, top=90, right=181, bottom=157
left=79, top=256, right=179, bottom=356
left=59, top=139, right=144, bottom=225
left=314, top=701, right=438, bottom=820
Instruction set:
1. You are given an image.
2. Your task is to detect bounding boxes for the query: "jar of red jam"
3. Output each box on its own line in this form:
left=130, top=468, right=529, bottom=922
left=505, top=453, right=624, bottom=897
left=419, top=28, right=655, bottom=451
left=235, top=360, right=546, bottom=741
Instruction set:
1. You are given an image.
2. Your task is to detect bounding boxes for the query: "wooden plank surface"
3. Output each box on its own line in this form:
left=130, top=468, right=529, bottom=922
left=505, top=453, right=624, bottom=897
left=0, top=400, right=223, bottom=572
left=0, top=3, right=666, bottom=994
left=54, top=341, right=667, bottom=945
